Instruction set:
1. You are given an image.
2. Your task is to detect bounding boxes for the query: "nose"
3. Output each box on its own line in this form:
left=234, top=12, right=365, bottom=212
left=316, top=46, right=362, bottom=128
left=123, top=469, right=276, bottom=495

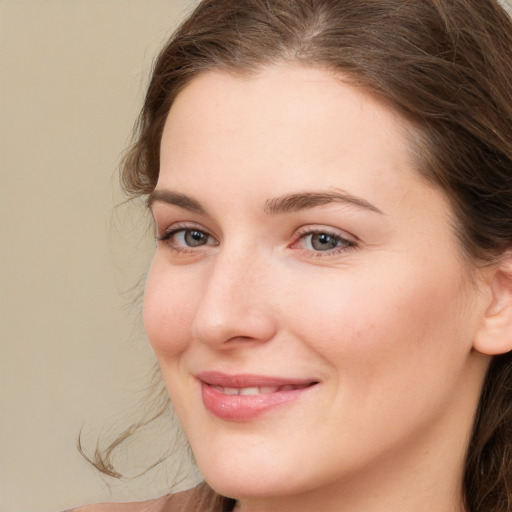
left=191, top=249, right=278, bottom=349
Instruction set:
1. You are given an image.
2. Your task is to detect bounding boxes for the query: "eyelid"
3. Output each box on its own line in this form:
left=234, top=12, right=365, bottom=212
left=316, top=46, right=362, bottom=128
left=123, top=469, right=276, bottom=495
left=154, top=220, right=358, bottom=258
left=294, top=224, right=358, bottom=243
left=290, top=225, right=359, bottom=255
left=155, top=222, right=219, bottom=251
left=155, top=221, right=212, bottom=239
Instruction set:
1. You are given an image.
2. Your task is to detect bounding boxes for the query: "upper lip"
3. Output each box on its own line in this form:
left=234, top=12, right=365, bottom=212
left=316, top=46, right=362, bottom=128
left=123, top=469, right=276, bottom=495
left=196, top=371, right=318, bottom=388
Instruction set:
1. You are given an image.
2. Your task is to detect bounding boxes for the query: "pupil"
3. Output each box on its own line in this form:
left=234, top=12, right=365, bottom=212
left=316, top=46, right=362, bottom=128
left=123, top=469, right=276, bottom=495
left=185, top=230, right=206, bottom=246
left=312, top=233, right=338, bottom=251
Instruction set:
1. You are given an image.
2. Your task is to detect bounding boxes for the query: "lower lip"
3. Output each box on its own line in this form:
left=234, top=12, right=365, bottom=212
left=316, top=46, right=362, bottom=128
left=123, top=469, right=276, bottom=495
left=200, top=382, right=316, bottom=421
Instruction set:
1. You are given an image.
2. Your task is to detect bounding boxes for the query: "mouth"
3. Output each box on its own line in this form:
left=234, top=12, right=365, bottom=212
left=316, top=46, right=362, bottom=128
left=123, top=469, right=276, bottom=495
left=196, top=371, right=319, bottom=421
left=209, top=382, right=312, bottom=396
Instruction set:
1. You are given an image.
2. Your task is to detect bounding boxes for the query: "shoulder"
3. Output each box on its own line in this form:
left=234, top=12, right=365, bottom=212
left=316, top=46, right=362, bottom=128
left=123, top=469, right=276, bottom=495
left=65, top=488, right=198, bottom=512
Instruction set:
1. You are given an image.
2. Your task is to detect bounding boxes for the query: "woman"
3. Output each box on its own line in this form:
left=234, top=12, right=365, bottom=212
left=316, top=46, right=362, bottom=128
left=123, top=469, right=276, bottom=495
left=73, top=0, right=512, bottom=511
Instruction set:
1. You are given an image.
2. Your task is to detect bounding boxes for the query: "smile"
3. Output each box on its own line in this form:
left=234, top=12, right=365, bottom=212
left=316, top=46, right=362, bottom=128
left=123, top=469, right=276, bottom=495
left=197, top=372, right=319, bottom=421
left=211, top=383, right=311, bottom=395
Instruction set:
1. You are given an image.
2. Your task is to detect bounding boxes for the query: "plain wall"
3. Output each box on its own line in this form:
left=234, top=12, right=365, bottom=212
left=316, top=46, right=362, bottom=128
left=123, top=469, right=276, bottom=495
left=0, top=1, right=198, bottom=511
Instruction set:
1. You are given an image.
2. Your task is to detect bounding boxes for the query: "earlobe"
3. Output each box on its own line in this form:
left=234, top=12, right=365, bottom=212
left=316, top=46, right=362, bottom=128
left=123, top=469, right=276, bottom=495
left=473, top=257, right=512, bottom=356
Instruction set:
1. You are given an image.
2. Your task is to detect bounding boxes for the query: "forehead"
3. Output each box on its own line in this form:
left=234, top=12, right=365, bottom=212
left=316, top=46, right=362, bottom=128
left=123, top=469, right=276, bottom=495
left=159, top=64, right=428, bottom=207
left=162, top=65, right=409, bottom=156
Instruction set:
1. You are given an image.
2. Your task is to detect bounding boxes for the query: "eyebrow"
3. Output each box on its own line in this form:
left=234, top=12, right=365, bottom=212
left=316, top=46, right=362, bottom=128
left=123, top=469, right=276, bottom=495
left=147, top=188, right=383, bottom=216
left=147, top=190, right=207, bottom=214
left=264, top=190, right=383, bottom=215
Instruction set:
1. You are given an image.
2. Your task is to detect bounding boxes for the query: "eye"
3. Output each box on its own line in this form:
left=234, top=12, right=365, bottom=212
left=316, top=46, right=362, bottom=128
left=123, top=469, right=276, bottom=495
left=157, top=226, right=217, bottom=250
left=294, top=229, right=356, bottom=254
left=176, top=229, right=211, bottom=247
left=307, top=232, right=343, bottom=251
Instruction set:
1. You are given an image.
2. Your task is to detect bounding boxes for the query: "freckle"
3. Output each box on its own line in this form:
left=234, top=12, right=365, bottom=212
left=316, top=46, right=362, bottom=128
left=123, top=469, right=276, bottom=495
left=353, top=330, right=364, bottom=341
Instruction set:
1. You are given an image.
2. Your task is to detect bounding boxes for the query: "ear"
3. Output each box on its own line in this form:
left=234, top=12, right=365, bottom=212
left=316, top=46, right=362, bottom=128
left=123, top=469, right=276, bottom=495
left=473, top=255, right=512, bottom=355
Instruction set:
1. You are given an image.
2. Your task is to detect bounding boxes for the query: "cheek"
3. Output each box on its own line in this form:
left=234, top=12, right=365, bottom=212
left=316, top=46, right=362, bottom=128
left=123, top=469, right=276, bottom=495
left=143, top=259, right=198, bottom=358
left=286, top=261, right=473, bottom=388
left=277, top=263, right=477, bottom=449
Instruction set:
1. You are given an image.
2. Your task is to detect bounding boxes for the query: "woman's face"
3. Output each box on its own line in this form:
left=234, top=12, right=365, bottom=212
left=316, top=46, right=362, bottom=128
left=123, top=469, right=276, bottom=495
left=145, top=65, right=490, bottom=508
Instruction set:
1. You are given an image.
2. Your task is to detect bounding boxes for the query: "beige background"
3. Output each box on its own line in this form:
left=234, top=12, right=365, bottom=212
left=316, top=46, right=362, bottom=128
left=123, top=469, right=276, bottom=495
left=2, top=1, right=512, bottom=512
left=0, top=1, right=199, bottom=511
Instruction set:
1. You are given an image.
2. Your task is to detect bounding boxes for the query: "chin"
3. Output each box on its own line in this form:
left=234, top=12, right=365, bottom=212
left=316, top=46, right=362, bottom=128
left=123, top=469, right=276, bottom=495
left=196, top=451, right=303, bottom=500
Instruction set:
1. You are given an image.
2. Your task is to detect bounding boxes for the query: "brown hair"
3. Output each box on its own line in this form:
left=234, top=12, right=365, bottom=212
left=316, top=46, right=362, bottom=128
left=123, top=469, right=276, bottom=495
left=101, top=1, right=512, bottom=510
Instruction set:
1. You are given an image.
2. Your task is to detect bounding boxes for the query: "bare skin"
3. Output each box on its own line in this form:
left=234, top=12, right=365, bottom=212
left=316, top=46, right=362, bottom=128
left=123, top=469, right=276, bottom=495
left=142, top=64, right=512, bottom=512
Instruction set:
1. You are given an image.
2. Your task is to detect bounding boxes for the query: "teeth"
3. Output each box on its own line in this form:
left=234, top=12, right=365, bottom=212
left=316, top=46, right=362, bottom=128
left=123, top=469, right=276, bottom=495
left=239, top=387, right=260, bottom=396
left=260, top=386, right=279, bottom=394
left=214, top=384, right=306, bottom=395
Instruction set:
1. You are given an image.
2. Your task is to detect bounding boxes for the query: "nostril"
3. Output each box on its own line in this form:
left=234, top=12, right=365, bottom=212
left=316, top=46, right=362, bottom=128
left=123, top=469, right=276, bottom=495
left=226, top=335, right=257, bottom=343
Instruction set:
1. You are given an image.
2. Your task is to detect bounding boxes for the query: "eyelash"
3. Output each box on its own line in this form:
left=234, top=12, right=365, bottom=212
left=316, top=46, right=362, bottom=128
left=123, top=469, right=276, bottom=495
left=293, top=228, right=358, bottom=257
left=156, top=224, right=358, bottom=257
left=156, top=223, right=217, bottom=253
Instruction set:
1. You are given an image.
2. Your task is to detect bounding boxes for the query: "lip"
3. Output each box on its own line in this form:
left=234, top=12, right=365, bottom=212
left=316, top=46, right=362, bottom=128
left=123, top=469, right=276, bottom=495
left=197, top=371, right=319, bottom=421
